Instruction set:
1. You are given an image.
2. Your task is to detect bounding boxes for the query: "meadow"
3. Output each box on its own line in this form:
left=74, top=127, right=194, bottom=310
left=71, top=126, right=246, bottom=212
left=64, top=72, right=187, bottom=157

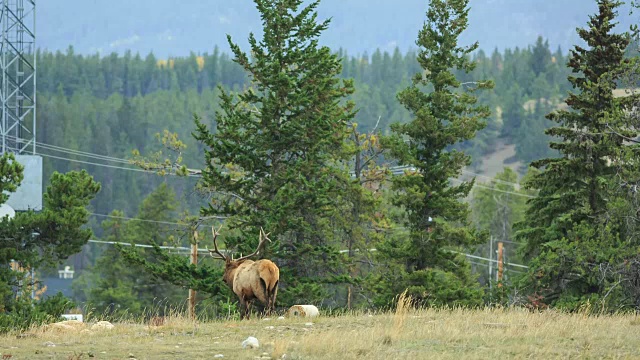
left=2, top=301, right=640, bottom=360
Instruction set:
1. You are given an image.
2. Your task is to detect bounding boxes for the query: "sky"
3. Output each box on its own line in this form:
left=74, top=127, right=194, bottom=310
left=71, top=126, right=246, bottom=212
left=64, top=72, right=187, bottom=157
left=38, top=1, right=638, bottom=58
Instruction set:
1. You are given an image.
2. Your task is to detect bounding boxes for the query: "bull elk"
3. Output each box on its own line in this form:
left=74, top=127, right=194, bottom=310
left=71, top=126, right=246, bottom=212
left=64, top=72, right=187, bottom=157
left=207, top=226, right=279, bottom=320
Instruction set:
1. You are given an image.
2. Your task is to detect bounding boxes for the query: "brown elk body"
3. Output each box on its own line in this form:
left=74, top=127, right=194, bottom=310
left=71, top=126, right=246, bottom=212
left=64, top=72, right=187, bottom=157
left=209, top=227, right=279, bottom=319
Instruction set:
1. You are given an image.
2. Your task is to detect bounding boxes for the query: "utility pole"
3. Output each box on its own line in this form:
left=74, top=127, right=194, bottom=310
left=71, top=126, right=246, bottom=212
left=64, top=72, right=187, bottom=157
left=188, top=230, right=198, bottom=320
left=497, top=241, right=504, bottom=287
left=488, top=236, right=493, bottom=291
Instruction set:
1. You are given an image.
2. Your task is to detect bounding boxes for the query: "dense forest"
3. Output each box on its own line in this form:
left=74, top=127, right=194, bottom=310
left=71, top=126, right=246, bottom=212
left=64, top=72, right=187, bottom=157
left=2, top=0, right=639, bottom=328
left=36, top=36, right=578, bottom=221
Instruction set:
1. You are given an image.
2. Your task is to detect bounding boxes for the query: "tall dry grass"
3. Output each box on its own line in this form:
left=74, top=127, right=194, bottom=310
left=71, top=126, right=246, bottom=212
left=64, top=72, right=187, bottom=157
left=2, top=299, right=640, bottom=359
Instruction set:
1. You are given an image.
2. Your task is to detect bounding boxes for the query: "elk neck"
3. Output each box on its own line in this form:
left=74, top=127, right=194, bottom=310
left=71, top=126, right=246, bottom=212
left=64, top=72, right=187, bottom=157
left=222, top=259, right=253, bottom=288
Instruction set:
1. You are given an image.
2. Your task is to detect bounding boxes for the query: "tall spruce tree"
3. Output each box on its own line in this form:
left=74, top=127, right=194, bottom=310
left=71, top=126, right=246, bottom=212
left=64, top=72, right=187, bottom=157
left=373, top=0, right=493, bottom=307
left=515, top=0, right=640, bottom=311
left=192, top=0, right=356, bottom=305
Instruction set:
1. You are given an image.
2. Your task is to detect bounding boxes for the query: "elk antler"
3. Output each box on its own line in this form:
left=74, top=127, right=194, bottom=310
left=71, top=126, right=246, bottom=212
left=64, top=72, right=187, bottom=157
left=234, top=227, right=271, bottom=262
left=206, top=225, right=227, bottom=260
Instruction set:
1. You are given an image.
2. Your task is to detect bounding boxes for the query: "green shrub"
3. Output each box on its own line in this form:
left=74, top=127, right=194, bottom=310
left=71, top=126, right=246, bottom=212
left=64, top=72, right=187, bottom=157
left=0, top=292, right=75, bottom=333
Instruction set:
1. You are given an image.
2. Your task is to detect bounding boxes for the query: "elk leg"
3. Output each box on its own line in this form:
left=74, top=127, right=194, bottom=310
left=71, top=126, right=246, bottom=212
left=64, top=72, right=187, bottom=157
left=263, top=290, right=271, bottom=316
left=270, top=286, right=278, bottom=315
left=244, top=299, right=253, bottom=320
left=239, top=296, right=249, bottom=320
left=264, top=283, right=278, bottom=316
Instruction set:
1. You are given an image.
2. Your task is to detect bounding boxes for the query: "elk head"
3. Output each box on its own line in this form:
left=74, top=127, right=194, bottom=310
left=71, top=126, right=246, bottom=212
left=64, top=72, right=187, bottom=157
left=207, top=226, right=280, bottom=319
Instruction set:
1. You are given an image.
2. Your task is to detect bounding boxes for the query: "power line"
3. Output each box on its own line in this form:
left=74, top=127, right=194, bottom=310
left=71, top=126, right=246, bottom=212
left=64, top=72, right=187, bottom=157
left=461, top=168, right=522, bottom=188
left=89, top=212, right=227, bottom=227
left=471, top=183, right=535, bottom=199
left=87, top=239, right=219, bottom=254
left=387, top=166, right=533, bottom=199
left=39, top=153, right=156, bottom=173
left=5, top=134, right=202, bottom=176
left=468, top=260, right=526, bottom=274
left=449, top=177, right=535, bottom=199
left=336, top=247, right=528, bottom=269
left=88, top=239, right=529, bottom=269
left=4, top=134, right=131, bottom=164
left=12, top=134, right=525, bottom=188
left=87, top=217, right=528, bottom=267
left=456, top=251, right=529, bottom=269
left=18, top=135, right=511, bottom=187
left=19, top=136, right=534, bottom=198
left=389, top=165, right=523, bottom=188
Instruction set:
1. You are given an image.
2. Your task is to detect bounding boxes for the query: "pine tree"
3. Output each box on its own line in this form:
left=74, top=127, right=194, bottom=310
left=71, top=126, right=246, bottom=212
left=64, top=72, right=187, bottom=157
left=192, top=0, right=356, bottom=304
left=80, top=185, right=186, bottom=316
left=514, top=99, right=559, bottom=164
left=79, top=212, right=141, bottom=315
left=470, top=168, right=528, bottom=244
left=529, top=36, right=552, bottom=77
left=374, top=0, right=493, bottom=307
left=515, top=0, right=640, bottom=311
left=0, top=157, right=100, bottom=314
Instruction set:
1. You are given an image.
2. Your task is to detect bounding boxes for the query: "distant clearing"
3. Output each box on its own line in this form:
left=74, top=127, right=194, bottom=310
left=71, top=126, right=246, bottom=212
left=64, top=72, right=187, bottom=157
left=613, top=88, right=639, bottom=98
left=2, top=307, right=640, bottom=359
left=471, top=88, right=639, bottom=180
left=467, top=140, right=521, bottom=182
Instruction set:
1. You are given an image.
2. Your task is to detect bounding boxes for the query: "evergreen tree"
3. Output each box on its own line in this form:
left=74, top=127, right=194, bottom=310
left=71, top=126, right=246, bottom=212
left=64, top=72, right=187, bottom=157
left=0, top=152, right=100, bottom=314
left=514, top=99, right=559, bottom=164
left=529, top=36, right=552, bottom=77
left=374, top=0, right=493, bottom=307
left=515, top=0, right=640, bottom=311
left=191, top=0, right=356, bottom=305
left=77, top=212, right=142, bottom=315
left=76, top=184, right=187, bottom=316
left=470, top=167, right=528, bottom=244
left=500, top=84, right=525, bottom=139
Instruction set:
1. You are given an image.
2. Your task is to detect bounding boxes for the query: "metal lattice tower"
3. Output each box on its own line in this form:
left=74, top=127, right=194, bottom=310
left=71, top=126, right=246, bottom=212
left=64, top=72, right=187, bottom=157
left=0, top=0, right=36, bottom=155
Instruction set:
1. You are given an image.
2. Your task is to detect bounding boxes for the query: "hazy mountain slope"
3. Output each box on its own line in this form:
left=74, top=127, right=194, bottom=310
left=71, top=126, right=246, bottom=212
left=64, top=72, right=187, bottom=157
left=39, top=0, right=636, bottom=58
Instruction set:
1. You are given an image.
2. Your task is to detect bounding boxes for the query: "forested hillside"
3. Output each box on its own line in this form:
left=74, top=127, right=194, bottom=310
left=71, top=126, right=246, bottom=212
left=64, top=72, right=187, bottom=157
left=36, top=36, right=579, bottom=229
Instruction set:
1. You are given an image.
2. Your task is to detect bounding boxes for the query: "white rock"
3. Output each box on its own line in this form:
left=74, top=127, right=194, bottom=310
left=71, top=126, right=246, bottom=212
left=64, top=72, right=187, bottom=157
left=262, top=318, right=272, bottom=321
left=43, top=341, right=56, bottom=347
left=48, top=323, right=75, bottom=331
left=214, top=355, right=224, bottom=358
left=286, top=305, right=319, bottom=318
left=91, top=321, right=114, bottom=331
left=242, top=336, right=260, bottom=349
left=57, top=320, right=85, bottom=329
left=265, top=326, right=275, bottom=330
left=277, top=316, right=285, bottom=320
left=304, top=322, right=313, bottom=327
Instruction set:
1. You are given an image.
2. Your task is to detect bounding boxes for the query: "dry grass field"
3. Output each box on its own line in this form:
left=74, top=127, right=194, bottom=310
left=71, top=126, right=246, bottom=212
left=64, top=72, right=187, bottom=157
left=8, top=100, right=640, bottom=360
left=3, top=299, right=640, bottom=360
